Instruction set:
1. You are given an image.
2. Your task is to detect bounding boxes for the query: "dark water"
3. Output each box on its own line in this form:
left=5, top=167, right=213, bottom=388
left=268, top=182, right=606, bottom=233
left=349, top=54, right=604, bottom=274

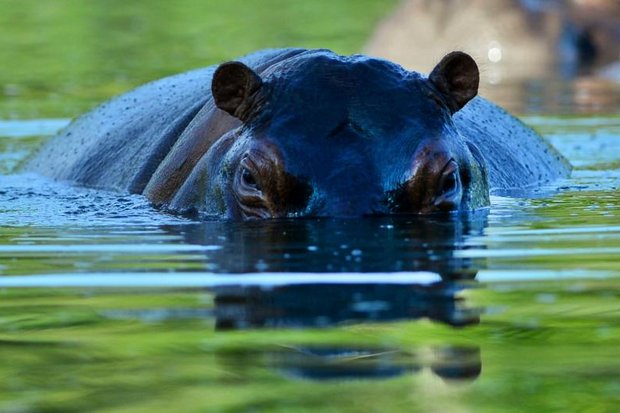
left=1, top=2, right=620, bottom=413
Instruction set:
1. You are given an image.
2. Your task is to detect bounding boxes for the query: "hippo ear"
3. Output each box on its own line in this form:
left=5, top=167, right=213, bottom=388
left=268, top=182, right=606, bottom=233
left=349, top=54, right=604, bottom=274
left=429, top=52, right=479, bottom=114
left=212, top=62, right=263, bottom=121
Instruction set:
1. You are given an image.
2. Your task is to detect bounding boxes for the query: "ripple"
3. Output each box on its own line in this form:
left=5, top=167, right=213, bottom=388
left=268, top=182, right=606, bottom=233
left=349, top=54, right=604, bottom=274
left=0, top=271, right=442, bottom=288
left=0, top=118, right=70, bottom=137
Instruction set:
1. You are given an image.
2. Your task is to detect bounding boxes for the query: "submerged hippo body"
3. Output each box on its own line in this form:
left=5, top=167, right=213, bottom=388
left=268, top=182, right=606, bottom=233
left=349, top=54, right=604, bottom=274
left=25, top=48, right=570, bottom=219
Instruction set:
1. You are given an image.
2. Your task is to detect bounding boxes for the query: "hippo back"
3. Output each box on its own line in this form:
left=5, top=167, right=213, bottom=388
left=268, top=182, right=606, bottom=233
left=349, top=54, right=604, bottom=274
left=23, top=48, right=307, bottom=193
left=455, top=98, right=571, bottom=192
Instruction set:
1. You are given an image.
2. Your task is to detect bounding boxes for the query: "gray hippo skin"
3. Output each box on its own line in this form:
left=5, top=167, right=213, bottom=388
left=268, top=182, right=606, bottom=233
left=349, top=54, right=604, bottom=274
left=24, top=48, right=571, bottom=219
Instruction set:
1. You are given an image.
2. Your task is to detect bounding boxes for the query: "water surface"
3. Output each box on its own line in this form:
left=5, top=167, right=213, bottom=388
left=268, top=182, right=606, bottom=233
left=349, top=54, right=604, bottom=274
left=1, top=114, right=619, bottom=413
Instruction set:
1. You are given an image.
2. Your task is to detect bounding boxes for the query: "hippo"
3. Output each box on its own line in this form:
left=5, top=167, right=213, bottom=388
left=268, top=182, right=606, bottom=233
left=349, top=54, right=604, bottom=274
left=24, top=48, right=571, bottom=219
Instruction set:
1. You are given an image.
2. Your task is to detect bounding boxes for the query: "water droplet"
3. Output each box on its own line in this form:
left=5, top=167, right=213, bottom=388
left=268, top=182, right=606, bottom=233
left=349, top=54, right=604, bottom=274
left=536, top=293, right=556, bottom=304
left=254, top=260, right=269, bottom=271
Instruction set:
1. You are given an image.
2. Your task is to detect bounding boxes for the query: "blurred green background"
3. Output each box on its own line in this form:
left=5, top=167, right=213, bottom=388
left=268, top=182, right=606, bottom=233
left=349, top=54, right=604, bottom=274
left=0, top=0, right=397, bottom=119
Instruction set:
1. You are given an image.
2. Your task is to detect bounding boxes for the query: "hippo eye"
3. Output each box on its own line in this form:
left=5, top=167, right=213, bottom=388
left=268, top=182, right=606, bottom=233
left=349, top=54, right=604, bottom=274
left=442, top=171, right=457, bottom=194
left=241, top=167, right=260, bottom=190
left=439, top=160, right=459, bottom=196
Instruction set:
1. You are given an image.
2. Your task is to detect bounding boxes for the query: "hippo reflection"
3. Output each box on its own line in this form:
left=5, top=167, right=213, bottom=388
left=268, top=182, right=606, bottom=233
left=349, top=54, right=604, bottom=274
left=104, top=216, right=485, bottom=382
left=266, top=345, right=481, bottom=382
left=213, top=281, right=480, bottom=382
left=164, top=213, right=488, bottom=274
left=213, top=282, right=480, bottom=330
left=25, top=48, right=570, bottom=219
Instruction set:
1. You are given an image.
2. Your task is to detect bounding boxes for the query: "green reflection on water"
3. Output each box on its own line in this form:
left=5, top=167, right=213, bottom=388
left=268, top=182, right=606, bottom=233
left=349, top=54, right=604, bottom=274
left=0, top=285, right=618, bottom=412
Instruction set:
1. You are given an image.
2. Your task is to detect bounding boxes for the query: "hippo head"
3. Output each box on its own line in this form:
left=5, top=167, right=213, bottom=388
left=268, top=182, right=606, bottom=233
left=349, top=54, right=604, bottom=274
left=205, top=51, right=489, bottom=219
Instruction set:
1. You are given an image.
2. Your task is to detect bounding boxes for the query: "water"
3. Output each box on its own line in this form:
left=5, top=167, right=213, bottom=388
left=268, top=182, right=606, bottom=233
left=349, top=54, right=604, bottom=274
left=2, top=2, right=620, bottom=413
left=1, top=119, right=619, bottom=413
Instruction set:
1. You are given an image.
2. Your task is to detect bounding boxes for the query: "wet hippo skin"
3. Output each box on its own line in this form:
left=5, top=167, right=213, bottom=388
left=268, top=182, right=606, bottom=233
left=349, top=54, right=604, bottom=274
left=24, top=48, right=571, bottom=220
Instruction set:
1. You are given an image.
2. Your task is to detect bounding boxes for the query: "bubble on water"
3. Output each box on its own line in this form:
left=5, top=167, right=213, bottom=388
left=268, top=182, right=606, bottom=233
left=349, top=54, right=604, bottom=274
left=566, top=282, right=586, bottom=292
left=351, top=300, right=390, bottom=313
left=307, top=245, right=318, bottom=252
left=3, top=84, right=21, bottom=96
left=483, top=305, right=508, bottom=315
left=205, top=263, right=219, bottom=271
left=536, top=293, right=557, bottom=304
left=514, top=318, right=540, bottom=329
left=73, top=261, right=92, bottom=270
left=351, top=249, right=362, bottom=256
left=596, top=325, right=612, bottom=338
left=254, top=260, right=269, bottom=271
left=492, top=284, right=515, bottom=293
